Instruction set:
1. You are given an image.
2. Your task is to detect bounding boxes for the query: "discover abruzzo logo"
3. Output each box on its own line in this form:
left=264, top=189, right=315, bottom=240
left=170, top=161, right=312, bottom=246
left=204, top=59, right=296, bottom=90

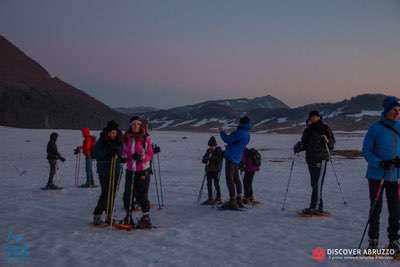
left=311, top=246, right=396, bottom=262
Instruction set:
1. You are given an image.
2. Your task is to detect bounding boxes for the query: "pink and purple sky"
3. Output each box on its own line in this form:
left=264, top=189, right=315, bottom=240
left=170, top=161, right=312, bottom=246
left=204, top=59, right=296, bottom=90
left=0, top=0, right=399, bottom=108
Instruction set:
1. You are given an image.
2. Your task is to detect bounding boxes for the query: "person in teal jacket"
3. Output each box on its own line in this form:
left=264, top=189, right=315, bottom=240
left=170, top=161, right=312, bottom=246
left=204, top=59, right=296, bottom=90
left=362, top=96, right=400, bottom=253
left=219, top=116, right=251, bottom=209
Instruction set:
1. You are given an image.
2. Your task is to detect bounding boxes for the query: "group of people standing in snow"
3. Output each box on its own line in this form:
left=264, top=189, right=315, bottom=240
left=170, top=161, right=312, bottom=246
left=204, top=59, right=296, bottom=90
left=200, top=116, right=261, bottom=209
left=44, top=95, right=400, bottom=254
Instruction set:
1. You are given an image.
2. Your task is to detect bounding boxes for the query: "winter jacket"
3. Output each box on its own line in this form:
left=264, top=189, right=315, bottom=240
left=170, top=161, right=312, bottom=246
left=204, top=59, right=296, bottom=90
left=93, top=130, right=123, bottom=176
left=202, top=146, right=224, bottom=172
left=122, top=134, right=154, bottom=172
left=295, top=120, right=335, bottom=164
left=220, top=122, right=251, bottom=165
left=362, top=115, right=400, bottom=182
left=81, top=128, right=93, bottom=157
left=241, top=148, right=260, bottom=173
left=47, top=133, right=64, bottom=160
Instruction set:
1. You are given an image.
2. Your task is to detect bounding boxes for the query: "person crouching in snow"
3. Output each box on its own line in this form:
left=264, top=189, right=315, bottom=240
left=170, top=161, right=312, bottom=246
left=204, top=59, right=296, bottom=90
left=78, top=127, right=96, bottom=188
left=92, top=120, right=123, bottom=225
left=240, top=148, right=261, bottom=205
left=45, top=132, right=65, bottom=189
left=201, top=136, right=224, bottom=205
left=122, top=116, right=154, bottom=229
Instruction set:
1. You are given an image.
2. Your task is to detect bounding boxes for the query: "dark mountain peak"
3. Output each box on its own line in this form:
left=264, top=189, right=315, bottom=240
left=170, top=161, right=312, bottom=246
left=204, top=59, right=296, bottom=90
left=0, top=35, right=128, bottom=129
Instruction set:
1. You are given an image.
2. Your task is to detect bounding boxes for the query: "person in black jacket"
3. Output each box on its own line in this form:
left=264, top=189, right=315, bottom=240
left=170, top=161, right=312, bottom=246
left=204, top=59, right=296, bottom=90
left=92, top=120, right=123, bottom=225
left=294, top=111, right=335, bottom=215
left=201, top=136, right=224, bottom=205
left=45, top=132, right=65, bottom=189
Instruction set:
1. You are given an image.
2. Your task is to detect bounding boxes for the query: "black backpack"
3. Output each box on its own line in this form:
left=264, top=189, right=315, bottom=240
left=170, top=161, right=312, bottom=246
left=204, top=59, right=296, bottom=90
left=248, top=148, right=262, bottom=167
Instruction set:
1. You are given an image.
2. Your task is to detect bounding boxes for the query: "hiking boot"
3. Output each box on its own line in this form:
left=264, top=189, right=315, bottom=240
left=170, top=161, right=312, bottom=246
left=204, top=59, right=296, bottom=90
left=242, top=197, right=250, bottom=205
left=220, top=199, right=239, bottom=210
left=137, top=214, right=152, bottom=229
left=214, top=197, right=222, bottom=205
left=93, top=214, right=103, bottom=226
left=123, top=214, right=135, bottom=226
left=237, top=196, right=245, bottom=208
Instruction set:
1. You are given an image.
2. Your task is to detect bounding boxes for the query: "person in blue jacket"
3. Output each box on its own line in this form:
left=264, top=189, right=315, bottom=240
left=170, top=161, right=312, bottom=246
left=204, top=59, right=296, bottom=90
left=218, top=116, right=251, bottom=209
left=362, top=96, right=400, bottom=253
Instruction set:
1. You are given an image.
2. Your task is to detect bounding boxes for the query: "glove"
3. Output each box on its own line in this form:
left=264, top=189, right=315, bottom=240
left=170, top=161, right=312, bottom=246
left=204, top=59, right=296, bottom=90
left=153, top=144, right=161, bottom=154
left=73, top=147, right=80, bottom=155
left=380, top=160, right=392, bottom=170
left=60, top=157, right=66, bottom=162
left=393, top=157, right=400, bottom=168
left=132, top=153, right=144, bottom=161
left=293, top=142, right=302, bottom=154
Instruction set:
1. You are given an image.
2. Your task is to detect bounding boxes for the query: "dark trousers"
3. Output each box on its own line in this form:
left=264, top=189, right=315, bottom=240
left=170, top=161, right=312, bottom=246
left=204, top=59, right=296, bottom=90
left=308, top=161, right=327, bottom=210
left=225, top=160, right=242, bottom=200
left=243, top=171, right=255, bottom=199
left=368, top=179, right=399, bottom=242
left=123, top=170, right=151, bottom=214
left=206, top=171, right=221, bottom=200
left=93, top=168, right=121, bottom=219
left=85, top=156, right=94, bottom=185
left=47, top=160, right=57, bottom=185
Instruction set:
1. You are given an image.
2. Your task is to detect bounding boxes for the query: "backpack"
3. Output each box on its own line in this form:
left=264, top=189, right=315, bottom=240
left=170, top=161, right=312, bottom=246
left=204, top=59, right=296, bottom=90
left=248, top=148, right=262, bottom=167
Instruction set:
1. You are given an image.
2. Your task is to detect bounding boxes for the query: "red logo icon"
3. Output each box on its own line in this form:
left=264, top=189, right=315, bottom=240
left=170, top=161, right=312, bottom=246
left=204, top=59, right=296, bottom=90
left=312, top=247, right=327, bottom=262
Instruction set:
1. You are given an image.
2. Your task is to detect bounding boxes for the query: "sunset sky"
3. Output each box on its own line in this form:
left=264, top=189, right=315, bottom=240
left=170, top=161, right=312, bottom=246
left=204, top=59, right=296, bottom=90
left=0, top=0, right=399, bottom=108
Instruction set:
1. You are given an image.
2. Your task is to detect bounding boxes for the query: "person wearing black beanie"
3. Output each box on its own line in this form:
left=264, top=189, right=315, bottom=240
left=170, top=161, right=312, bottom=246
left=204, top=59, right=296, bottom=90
left=293, top=110, right=335, bottom=216
left=201, top=136, right=224, bottom=205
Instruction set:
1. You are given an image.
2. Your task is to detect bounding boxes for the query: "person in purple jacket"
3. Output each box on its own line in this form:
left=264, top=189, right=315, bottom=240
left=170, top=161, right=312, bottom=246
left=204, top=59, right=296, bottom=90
left=241, top=148, right=261, bottom=205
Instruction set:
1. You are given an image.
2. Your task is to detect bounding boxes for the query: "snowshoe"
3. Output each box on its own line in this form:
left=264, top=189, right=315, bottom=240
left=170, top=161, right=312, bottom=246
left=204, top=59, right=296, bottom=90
left=137, top=214, right=153, bottom=229
left=201, top=199, right=215, bottom=205
left=387, top=240, right=400, bottom=260
left=41, top=184, right=63, bottom=190
left=113, top=216, right=135, bottom=231
left=297, top=208, right=330, bottom=218
left=218, top=199, right=240, bottom=210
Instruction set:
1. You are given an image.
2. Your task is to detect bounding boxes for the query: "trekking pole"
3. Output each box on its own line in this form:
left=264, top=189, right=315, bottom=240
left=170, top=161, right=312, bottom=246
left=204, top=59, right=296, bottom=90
left=152, top=161, right=162, bottom=209
left=126, top=168, right=135, bottom=226
left=106, top=157, right=116, bottom=226
left=281, top=153, right=296, bottom=211
left=110, top=165, right=123, bottom=228
left=323, top=141, right=347, bottom=205
left=197, top=166, right=207, bottom=203
left=74, top=154, right=79, bottom=186
left=358, top=177, right=385, bottom=249
left=157, top=153, right=165, bottom=207
left=109, top=157, right=118, bottom=229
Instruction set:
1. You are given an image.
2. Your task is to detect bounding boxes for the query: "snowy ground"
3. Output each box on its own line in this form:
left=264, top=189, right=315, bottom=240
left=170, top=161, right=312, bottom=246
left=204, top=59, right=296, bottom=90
left=0, top=127, right=397, bottom=266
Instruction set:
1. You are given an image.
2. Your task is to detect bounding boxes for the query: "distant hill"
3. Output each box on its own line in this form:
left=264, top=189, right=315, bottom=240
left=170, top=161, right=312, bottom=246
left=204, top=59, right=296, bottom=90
left=0, top=35, right=129, bottom=129
left=141, top=94, right=387, bottom=132
left=142, top=95, right=290, bottom=130
left=115, top=106, right=159, bottom=116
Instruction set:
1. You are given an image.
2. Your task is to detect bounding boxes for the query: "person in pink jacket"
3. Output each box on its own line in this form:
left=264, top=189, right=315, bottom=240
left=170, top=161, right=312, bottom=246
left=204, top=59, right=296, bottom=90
left=121, top=116, right=154, bottom=228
